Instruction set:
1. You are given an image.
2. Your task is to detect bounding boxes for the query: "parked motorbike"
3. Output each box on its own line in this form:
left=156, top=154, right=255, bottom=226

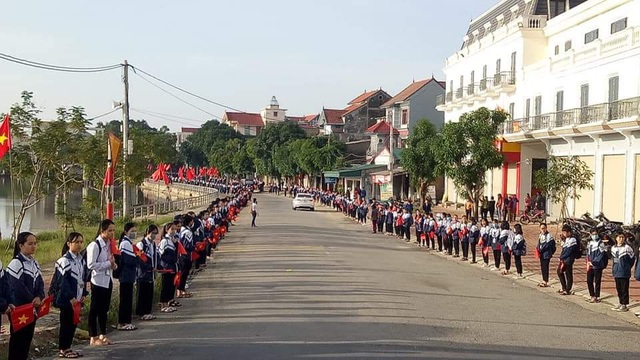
left=519, top=209, right=546, bottom=225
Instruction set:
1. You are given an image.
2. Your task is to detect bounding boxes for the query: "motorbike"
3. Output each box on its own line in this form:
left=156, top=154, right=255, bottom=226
left=519, top=209, right=546, bottom=225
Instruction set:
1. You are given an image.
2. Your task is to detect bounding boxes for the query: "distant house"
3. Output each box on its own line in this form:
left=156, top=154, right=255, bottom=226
left=175, top=127, right=200, bottom=147
left=222, top=111, right=264, bottom=136
left=382, top=77, right=445, bottom=147
left=304, top=114, right=319, bottom=127
left=365, top=119, right=400, bottom=160
left=318, top=108, right=345, bottom=136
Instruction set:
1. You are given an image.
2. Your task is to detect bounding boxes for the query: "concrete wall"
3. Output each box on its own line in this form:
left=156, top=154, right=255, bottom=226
left=408, top=81, right=445, bottom=132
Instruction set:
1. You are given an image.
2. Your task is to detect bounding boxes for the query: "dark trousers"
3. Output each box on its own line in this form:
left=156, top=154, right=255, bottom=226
left=136, top=281, right=154, bottom=316
left=514, top=255, right=523, bottom=274
left=386, top=223, right=393, bottom=234
left=465, top=209, right=472, bottom=219
left=557, top=262, right=574, bottom=292
left=377, top=221, right=384, bottom=233
left=9, top=319, right=36, bottom=360
left=446, top=236, right=453, bottom=254
left=430, top=234, right=436, bottom=249
left=470, top=243, right=477, bottom=262
left=493, top=250, right=501, bottom=268
left=404, top=226, right=411, bottom=241
left=59, top=304, right=77, bottom=350
left=462, top=241, right=469, bottom=259
left=118, top=281, right=134, bottom=324
left=372, top=221, right=378, bottom=233
left=453, top=238, right=460, bottom=256
left=178, top=258, right=192, bottom=291
left=437, top=235, right=443, bottom=252
left=615, top=277, right=630, bottom=305
left=540, top=258, right=550, bottom=282
left=482, top=247, right=489, bottom=264
left=160, top=273, right=175, bottom=303
left=489, top=210, right=495, bottom=220
left=587, top=268, right=603, bottom=298
left=251, top=211, right=257, bottom=226
left=503, top=252, right=512, bottom=271
left=89, top=282, right=112, bottom=337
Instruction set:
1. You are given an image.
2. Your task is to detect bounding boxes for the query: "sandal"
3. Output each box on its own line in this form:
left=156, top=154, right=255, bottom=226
left=98, top=335, right=114, bottom=345
left=140, top=314, right=156, bottom=321
left=117, top=324, right=138, bottom=331
left=161, top=307, right=176, bottom=313
left=169, top=301, right=182, bottom=307
left=59, top=350, right=79, bottom=358
left=538, top=283, right=550, bottom=288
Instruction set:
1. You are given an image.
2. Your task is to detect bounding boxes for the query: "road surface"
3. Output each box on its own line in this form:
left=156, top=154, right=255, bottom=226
left=80, top=194, right=640, bottom=359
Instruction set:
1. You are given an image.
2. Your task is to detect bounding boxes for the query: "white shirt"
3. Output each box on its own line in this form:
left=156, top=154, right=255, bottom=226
left=87, top=236, right=113, bottom=288
left=252, top=203, right=257, bottom=212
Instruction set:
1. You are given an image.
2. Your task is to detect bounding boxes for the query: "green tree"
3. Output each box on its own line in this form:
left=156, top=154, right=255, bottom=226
left=401, top=119, right=438, bottom=207
left=179, top=120, right=242, bottom=167
left=232, top=140, right=256, bottom=177
left=533, top=155, right=594, bottom=221
left=208, top=138, right=242, bottom=177
left=432, top=107, right=507, bottom=217
left=253, top=121, right=306, bottom=178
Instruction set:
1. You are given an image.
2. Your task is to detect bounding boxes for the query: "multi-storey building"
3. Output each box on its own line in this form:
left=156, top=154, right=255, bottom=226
left=437, top=0, right=640, bottom=223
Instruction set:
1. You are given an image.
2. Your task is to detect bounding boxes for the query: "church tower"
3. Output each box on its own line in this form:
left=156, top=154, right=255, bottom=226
left=261, top=96, right=287, bottom=124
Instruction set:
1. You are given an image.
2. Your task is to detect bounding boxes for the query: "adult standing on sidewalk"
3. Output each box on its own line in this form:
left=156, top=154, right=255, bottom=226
left=370, top=203, right=379, bottom=234
left=251, top=198, right=258, bottom=227
left=586, top=230, right=608, bottom=303
left=536, top=223, right=556, bottom=288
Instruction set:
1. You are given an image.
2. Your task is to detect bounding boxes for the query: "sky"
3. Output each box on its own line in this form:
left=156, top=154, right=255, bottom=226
left=0, top=0, right=497, bottom=132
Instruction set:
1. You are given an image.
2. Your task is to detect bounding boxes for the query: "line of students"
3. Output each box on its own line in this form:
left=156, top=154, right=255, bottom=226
left=0, top=189, right=252, bottom=359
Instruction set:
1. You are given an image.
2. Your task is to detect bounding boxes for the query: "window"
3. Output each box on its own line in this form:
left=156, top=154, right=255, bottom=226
left=508, top=103, right=515, bottom=118
left=565, top=40, right=572, bottom=51
left=510, top=52, right=516, bottom=74
left=611, top=18, right=627, bottom=34
left=525, top=99, right=531, bottom=118
left=584, top=29, right=599, bottom=44
left=555, top=91, right=564, bottom=112
left=401, top=109, right=408, bottom=125
left=244, top=126, right=251, bottom=136
left=608, top=76, right=619, bottom=102
left=554, top=45, right=560, bottom=55
left=534, top=96, right=542, bottom=115
left=273, top=111, right=278, bottom=117
left=580, top=84, right=589, bottom=107
left=495, top=59, right=501, bottom=74
left=387, top=110, right=392, bottom=123
left=482, top=65, right=487, bottom=79
left=470, top=70, right=475, bottom=84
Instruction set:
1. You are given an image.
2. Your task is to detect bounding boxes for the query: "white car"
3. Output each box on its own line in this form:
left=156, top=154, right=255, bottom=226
left=292, top=193, right=315, bottom=211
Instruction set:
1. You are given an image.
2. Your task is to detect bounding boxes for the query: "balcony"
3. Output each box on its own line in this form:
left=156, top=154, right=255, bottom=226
left=478, top=78, right=493, bottom=93
left=502, top=96, right=640, bottom=139
left=435, top=92, right=454, bottom=111
left=455, top=87, right=464, bottom=100
left=464, top=83, right=479, bottom=104
left=435, top=94, right=445, bottom=107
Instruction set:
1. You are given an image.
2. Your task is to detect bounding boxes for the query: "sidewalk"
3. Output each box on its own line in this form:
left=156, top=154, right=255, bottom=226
left=321, top=201, right=640, bottom=326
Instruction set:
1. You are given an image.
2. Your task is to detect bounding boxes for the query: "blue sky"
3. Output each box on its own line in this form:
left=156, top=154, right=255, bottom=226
left=0, top=0, right=496, bottom=131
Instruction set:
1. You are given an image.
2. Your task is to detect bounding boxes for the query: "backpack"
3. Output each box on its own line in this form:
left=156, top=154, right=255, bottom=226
left=112, top=238, right=127, bottom=279
left=574, top=238, right=583, bottom=259
left=48, top=265, right=63, bottom=306
left=81, top=239, right=102, bottom=283
left=521, top=240, right=527, bottom=256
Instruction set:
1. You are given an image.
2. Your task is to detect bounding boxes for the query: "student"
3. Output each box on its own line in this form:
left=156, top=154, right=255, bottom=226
left=6, top=232, right=45, bottom=360
left=0, top=258, right=14, bottom=332
left=586, top=230, right=607, bottom=303
left=177, top=215, right=195, bottom=298
left=610, top=234, right=635, bottom=312
left=537, top=223, right=556, bottom=288
left=402, top=208, right=413, bottom=242
left=371, top=204, right=379, bottom=234
left=479, top=218, right=490, bottom=267
left=459, top=216, right=469, bottom=261
left=468, top=218, right=479, bottom=264
left=376, top=205, right=385, bottom=234
left=251, top=198, right=258, bottom=227
left=87, top=219, right=117, bottom=346
left=488, top=196, right=496, bottom=220
left=116, top=223, right=139, bottom=331
left=136, top=225, right=159, bottom=321
left=53, top=232, right=87, bottom=358
left=557, top=224, right=578, bottom=295
left=490, top=219, right=502, bottom=270
left=385, top=206, right=394, bottom=235
left=450, top=215, right=461, bottom=257
left=159, top=221, right=180, bottom=312
left=511, top=224, right=526, bottom=278
left=428, top=214, right=437, bottom=250
left=437, top=214, right=446, bottom=253
left=499, top=221, right=513, bottom=275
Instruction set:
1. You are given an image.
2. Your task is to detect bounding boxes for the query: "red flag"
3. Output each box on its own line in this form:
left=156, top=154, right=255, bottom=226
left=165, top=164, right=171, bottom=172
left=37, top=295, right=53, bottom=317
left=103, top=166, right=114, bottom=187
left=190, top=251, right=200, bottom=262
left=220, top=226, right=227, bottom=235
left=186, top=168, right=195, bottom=181
left=177, top=241, right=187, bottom=256
left=72, top=302, right=82, bottom=325
left=199, top=167, right=206, bottom=177
left=0, top=114, right=12, bottom=160
left=10, top=303, right=35, bottom=332
left=178, top=166, right=185, bottom=181
left=162, top=172, right=170, bottom=186
left=174, top=272, right=181, bottom=286
left=133, top=245, right=148, bottom=262
left=195, top=242, right=206, bottom=252
left=110, top=239, right=121, bottom=255
left=482, top=246, right=490, bottom=257
left=559, top=261, right=566, bottom=272
left=534, top=247, right=541, bottom=259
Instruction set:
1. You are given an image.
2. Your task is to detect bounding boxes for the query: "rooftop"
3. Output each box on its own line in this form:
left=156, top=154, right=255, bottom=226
left=382, top=78, right=444, bottom=107
left=224, top=111, right=264, bottom=127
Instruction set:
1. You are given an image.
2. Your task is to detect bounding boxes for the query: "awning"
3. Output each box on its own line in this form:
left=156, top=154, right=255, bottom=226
left=323, top=164, right=387, bottom=179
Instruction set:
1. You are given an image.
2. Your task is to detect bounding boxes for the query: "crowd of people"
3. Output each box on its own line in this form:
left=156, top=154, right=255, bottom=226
left=271, top=184, right=640, bottom=318
left=0, top=185, right=253, bottom=359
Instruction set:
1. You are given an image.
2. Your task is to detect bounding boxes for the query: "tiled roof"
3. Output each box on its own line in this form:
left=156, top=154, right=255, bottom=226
left=342, top=102, right=365, bottom=116
left=304, top=114, right=319, bottom=122
left=286, top=116, right=306, bottom=123
left=463, top=0, right=528, bottom=48
left=224, top=111, right=264, bottom=126
left=366, top=121, right=399, bottom=135
left=348, top=90, right=379, bottom=105
left=323, top=109, right=345, bottom=125
left=180, top=127, right=200, bottom=133
left=382, top=78, right=444, bottom=107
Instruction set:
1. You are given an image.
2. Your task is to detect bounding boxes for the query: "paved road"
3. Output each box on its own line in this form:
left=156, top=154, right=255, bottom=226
left=81, top=194, right=640, bottom=360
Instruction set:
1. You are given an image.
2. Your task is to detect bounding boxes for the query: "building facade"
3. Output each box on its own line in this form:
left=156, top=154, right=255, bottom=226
left=437, top=0, right=640, bottom=223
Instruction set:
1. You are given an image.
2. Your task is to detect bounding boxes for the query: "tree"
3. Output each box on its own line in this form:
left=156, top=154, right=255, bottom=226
left=232, top=140, right=256, bottom=177
left=208, top=138, right=242, bottom=177
left=253, top=121, right=306, bottom=178
left=179, top=120, right=242, bottom=167
left=533, top=155, right=594, bottom=221
left=401, top=119, right=438, bottom=207
left=432, top=107, right=507, bottom=218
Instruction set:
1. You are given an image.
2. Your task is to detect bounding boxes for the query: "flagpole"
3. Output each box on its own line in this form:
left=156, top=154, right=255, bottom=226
left=106, top=135, right=114, bottom=220
left=8, top=144, right=16, bottom=242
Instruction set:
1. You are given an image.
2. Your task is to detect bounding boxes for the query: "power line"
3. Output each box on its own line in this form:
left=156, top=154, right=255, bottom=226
left=88, top=108, right=120, bottom=121
left=133, top=71, right=222, bottom=120
left=131, top=108, right=207, bottom=123
left=0, top=52, right=122, bottom=73
left=130, top=108, right=205, bottom=127
left=130, top=65, right=245, bottom=113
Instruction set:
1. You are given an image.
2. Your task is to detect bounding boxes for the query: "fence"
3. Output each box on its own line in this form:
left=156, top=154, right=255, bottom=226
left=116, top=182, right=218, bottom=219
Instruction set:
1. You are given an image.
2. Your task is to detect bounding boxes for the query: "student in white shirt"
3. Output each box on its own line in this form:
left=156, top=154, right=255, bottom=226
left=251, top=198, right=258, bottom=227
left=87, top=219, right=117, bottom=346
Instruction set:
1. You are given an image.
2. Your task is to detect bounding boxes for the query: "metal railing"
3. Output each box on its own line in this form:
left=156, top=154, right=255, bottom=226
left=455, top=87, right=464, bottom=99
left=493, top=71, right=516, bottom=86
left=436, top=94, right=445, bottom=106
left=479, top=78, right=493, bottom=91
left=446, top=92, right=453, bottom=102
left=118, top=182, right=219, bottom=219
left=503, top=96, right=640, bottom=133
left=467, top=83, right=478, bottom=96
left=523, top=15, right=547, bottom=29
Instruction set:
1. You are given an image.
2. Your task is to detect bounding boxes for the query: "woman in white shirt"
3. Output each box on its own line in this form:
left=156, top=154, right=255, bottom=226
left=251, top=198, right=258, bottom=227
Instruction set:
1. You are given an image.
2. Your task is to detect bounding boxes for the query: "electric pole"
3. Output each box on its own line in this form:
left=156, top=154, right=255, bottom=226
left=122, top=60, right=130, bottom=218
left=388, top=112, right=394, bottom=200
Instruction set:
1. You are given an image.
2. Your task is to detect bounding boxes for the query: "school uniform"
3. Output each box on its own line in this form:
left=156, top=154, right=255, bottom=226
left=537, top=232, right=555, bottom=283
left=480, top=226, right=490, bottom=265
left=437, top=218, right=447, bottom=252
left=558, top=237, right=578, bottom=293
left=136, top=237, right=158, bottom=316
left=428, top=218, right=437, bottom=250
left=402, top=213, right=413, bottom=241
left=414, top=215, right=423, bottom=243
left=450, top=221, right=460, bottom=257
left=586, top=239, right=608, bottom=299
left=385, top=210, right=394, bottom=234
left=611, top=244, right=635, bottom=306
left=178, top=226, right=194, bottom=292
left=500, top=229, right=513, bottom=271
left=86, top=236, right=114, bottom=338
left=159, top=235, right=178, bottom=303
left=53, top=251, right=87, bottom=352
left=0, top=261, right=10, bottom=326
left=460, top=223, right=469, bottom=259
left=118, top=236, right=138, bottom=325
left=6, top=253, right=45, bottom=360
left=490, top=225, right=502, bottom=268
left=512, top=234, right=526, bottom=275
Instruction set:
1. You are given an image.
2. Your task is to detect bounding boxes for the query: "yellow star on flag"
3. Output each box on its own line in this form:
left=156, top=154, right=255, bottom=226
left=0, top=133, right=7, bottom=145
left=40, top=303, right=48, bottom=313
left=18, top=314, right=28, bottom=325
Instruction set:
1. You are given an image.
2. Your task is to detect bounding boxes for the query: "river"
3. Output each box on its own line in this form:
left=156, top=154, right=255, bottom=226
left=0, top=176, right=162, bottom=236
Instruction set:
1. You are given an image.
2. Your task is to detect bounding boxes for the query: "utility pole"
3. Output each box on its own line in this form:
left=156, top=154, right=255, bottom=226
left=122, top=60, right=130, bottom=218
left=388, top=113, right=394, bottom=201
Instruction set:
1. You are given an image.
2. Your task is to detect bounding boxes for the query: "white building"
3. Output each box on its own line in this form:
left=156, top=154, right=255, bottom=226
left=437, top=0, right=640, bottom=223
left=223, top=96, right=288, bottom=136
left=260, top=96, right=287, bottom=125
